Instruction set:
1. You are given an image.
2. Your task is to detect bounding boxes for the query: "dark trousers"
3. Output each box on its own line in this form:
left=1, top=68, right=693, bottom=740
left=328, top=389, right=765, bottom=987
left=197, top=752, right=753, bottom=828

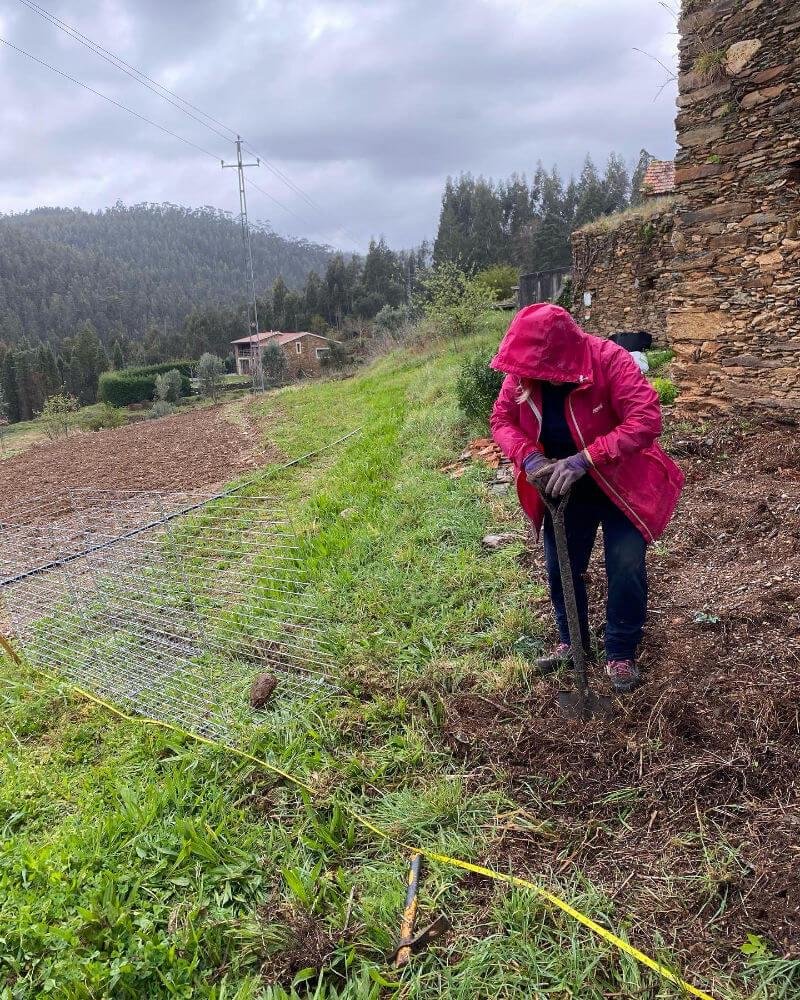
left=542, top=478, right=647, bottom=661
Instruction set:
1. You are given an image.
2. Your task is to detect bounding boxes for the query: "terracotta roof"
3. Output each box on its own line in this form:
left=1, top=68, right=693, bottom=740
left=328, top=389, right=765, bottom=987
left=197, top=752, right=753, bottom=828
left=230, top=330, right=337, bottom=346
left=641, top=160, right=676, bottom=196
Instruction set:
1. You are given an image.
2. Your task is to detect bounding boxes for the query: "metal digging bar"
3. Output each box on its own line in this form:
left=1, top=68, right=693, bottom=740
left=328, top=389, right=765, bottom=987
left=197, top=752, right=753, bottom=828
left=539, top=488, right=614, bottom=722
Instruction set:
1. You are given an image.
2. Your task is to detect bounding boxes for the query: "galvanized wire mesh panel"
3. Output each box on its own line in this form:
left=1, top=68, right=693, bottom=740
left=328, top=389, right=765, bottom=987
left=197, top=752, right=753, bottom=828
left=0, top=489, right=336, bottom=743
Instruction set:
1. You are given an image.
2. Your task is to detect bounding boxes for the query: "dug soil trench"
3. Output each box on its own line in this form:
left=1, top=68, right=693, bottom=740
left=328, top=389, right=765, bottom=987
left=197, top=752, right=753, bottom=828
left=445, top=417, right=800, bottom=979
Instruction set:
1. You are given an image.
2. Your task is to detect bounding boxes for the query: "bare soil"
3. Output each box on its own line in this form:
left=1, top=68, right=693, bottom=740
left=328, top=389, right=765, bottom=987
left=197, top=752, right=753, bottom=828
left=0, top=400, right=280, bottom=506
left=444, top=417, right=800, bottom=978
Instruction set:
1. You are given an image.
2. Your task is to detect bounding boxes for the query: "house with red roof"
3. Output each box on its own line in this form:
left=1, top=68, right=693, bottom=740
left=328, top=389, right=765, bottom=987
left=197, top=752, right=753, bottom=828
left=231, top=330, right=340, bottom=379
left=640, top=160, right=676, bottom=198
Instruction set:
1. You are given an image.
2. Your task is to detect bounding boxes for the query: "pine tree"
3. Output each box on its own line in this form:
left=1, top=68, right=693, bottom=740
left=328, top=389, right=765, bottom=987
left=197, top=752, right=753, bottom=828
left=112, top=339, right=125, bottom=370
left=1, top=351, right=20, bottom=423
left=630, top=149, right=654, bottom=207
left=601, top=153, right=631, bottom=216
left=272, top=276, right=288, bottom=329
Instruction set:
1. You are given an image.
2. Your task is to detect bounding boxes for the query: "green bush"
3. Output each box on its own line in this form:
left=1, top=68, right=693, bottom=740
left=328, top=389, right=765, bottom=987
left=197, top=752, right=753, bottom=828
left=419, top=261, right=491, bottom=339
left=98, top=361, right=192, bottom=406
left=147, top=400, right=175, bottom=420
left=153, top=368, right=183, bottom=403
left=456, top=349, right=505, bottom=425
left=82, top=402, right=126, bottom=431
left=476, top=264, right=518, bottom=302
left=652, top=376, right=679, bottom=406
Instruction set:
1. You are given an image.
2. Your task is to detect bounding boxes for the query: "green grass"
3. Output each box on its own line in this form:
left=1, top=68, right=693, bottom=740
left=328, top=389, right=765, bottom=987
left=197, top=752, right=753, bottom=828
left=0, top=314, right=783, bottom=999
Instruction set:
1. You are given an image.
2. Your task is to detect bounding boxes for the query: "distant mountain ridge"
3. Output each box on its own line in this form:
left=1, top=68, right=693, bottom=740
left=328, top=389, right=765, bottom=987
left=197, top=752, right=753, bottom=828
left=0, top=203, right=331, bottom=347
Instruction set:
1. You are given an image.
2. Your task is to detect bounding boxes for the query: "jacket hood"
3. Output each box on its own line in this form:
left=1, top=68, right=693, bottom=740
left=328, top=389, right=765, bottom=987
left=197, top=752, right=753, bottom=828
left=490, top=304, right=593, bottom=384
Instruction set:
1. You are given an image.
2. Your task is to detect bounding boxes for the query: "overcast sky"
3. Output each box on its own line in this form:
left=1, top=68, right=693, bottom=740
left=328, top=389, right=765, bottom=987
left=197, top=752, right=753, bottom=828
left=0, top=0, right=679, bottom=252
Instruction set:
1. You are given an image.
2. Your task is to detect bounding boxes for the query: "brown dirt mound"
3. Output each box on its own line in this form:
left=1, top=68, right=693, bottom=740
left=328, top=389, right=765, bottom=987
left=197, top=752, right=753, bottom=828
left=0, top=401, right=280, bottom=506
left=444, top=418, right=800, bottom=978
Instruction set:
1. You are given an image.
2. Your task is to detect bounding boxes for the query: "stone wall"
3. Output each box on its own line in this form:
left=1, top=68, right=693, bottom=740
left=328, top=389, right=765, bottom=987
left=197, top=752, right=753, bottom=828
left=669, top=0, right=800, bottom=412
left=570, top=201, right=675, bottom=342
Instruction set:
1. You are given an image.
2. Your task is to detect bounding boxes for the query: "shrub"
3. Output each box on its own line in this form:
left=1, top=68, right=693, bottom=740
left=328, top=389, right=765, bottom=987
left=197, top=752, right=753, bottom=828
left=260, top=343, right=288, bottom=387
left=98, top=361, right=192, bottom=406
left=83, top=402, right=126, bottom=432
left=418, top=261, right=491, bottom=340
left=38, top=393, right=79, bottom=439
left=374, top=304, right=410, bottom=334
left=476, top=264, right=518, bottom=302
left=555, top=276, right=573, bottom=310
left=653, top=377, right=679, bottom=406
left=154, top=369, right=183, bottom=403
left=147, top=400, right=175, bottom=420
left=196, top=353, right=226, bottom=398
left=456, top=349, right=505, bottom=425
left=320, top=341, right=351, bottom=372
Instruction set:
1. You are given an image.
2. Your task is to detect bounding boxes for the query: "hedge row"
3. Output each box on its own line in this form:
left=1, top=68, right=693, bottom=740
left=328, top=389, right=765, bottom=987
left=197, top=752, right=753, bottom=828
left=98, top=361, right=193, bottom=407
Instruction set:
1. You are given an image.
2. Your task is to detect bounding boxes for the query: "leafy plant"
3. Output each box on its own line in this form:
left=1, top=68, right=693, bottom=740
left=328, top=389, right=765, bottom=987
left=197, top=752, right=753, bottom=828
left=475, top=264, right=518, bottom=302
left=418, top=261, right=491, bottom=340
left=456, top=349, right=505, bottom=425
left=374, top=304, right=410, bottom=334
left=196, top=352, right=226, bottom=398
left=554, top=276, right=573, bottom=310
left=741, top=934, right=771, bottom=961
left=261, top=342, right=289, bottom=387
left=652, top=376, right=679, bottom=406
left=38, top=393, right=79, bottom=439
left=153, top=368, right=183, bottom=404
left=83, top=402, right=126, bottom=432
left=147, top=399, right=175, bottom=420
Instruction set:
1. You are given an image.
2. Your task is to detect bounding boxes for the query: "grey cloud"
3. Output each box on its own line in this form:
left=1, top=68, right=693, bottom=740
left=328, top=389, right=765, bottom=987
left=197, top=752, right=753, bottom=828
left=0, top=0, right=678, bottom=250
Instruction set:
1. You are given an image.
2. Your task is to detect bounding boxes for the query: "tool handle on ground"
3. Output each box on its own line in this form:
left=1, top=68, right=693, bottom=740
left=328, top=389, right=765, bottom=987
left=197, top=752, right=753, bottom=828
left=395, top=852, right=422, bottom=968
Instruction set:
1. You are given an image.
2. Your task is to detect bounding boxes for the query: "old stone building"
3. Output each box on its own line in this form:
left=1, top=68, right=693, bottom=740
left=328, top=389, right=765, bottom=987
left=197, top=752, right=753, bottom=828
left=571, top=199, right=676, bottom=342
left=568, top=0, right=799, bottom=412
left=668, top=0, right=800, bottom=411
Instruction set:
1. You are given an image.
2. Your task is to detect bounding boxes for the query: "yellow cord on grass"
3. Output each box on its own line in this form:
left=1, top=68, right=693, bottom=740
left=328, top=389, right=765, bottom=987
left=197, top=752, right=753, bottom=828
left=10, top=659, right=717, bottom=1000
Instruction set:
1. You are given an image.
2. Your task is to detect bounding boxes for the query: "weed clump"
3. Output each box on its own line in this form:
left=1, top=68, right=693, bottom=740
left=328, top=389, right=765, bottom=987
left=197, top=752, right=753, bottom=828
left=456, top=349, right=504, bottom=426
left=694, top=49, right=728, bottom=83
left=653, top=376, right=679, bottom=406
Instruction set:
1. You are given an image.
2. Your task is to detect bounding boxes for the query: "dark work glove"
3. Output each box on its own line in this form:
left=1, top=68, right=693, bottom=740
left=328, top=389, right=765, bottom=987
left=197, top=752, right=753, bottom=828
left=543, top=452, right=590, bottom=498
left=523, top=451, right=553, bottom=485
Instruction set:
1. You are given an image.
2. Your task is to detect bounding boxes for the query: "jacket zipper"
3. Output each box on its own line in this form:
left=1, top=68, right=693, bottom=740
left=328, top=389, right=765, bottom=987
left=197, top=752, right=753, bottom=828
left=525, top=397, right=543, bottom=426
left=567, top=394, right=654, bottom=543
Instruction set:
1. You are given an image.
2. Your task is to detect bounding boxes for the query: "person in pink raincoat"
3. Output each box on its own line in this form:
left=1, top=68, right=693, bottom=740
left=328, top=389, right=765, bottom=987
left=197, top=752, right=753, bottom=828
left=490, top=304, right=684, bottom=692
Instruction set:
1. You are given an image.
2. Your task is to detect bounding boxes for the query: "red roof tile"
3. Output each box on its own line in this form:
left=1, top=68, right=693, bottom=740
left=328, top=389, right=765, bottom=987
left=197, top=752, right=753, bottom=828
left=230, top=330, right=336, bottom=346
left=641, top=160, right=676, bottom=196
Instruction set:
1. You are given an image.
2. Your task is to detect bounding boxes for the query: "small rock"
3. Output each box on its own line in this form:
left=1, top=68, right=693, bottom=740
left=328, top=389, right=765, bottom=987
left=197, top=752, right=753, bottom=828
left=482, top=532, right=522, bottom=550
left=250, top=673, right=278, bottom=709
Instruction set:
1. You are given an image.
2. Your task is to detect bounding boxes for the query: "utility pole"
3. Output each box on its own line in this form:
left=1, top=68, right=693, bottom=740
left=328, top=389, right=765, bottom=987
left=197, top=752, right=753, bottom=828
left=222, top=136, right=264, bottom=391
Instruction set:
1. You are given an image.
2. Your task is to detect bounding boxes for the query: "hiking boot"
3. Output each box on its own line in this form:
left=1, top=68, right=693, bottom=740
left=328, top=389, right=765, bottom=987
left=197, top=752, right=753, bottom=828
left=535, top=643, right=576, bottom=675
left=605, top=659, right=641, bottom=693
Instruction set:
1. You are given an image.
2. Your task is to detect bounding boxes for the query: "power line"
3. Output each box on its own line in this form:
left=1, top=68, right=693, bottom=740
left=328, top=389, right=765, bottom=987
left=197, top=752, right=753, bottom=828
left=14, top=0, right=365, bottom=248
left=15, top=0, right=238, bottom=142
left=0, top=35, right=223, bottom=161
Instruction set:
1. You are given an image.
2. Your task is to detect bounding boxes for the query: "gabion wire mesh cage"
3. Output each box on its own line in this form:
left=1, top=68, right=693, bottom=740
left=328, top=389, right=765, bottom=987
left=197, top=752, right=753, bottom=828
left=0, top=488, right=336, bottom=743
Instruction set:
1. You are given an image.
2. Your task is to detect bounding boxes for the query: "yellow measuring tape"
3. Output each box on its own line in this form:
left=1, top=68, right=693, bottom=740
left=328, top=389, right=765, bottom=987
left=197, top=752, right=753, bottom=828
left=6, top=659, right=717, bottom=1000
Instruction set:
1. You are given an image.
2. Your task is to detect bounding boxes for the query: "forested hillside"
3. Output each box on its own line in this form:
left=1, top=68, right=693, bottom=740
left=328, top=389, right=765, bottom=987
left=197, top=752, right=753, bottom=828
left=0, top=203, right=331, bottom=348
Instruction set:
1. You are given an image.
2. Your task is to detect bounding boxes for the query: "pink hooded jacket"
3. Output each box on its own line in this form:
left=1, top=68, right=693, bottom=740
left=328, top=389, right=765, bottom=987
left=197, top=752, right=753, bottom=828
left=490, top=304, right=684, bottom=543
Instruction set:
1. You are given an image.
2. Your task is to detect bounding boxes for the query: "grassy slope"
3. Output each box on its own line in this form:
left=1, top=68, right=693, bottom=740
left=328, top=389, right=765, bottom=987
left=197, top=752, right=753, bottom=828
left=0, top=316, right=755, bottom=999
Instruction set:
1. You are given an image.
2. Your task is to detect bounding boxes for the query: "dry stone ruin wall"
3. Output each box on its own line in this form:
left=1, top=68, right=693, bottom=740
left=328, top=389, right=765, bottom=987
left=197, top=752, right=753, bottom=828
left=571, top=205, right=675, bottom=343
left=668, top=0, right=800, bottom=412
